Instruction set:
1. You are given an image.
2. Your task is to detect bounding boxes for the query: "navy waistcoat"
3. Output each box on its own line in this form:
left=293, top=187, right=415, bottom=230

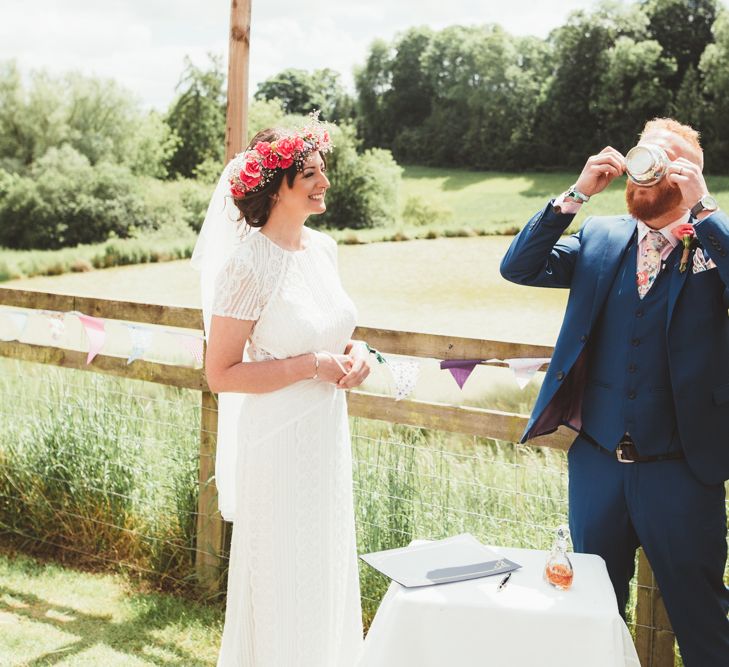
left=581, top=235, right=682, bottom=455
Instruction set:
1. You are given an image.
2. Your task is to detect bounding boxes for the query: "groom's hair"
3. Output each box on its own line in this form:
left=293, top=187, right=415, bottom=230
left=640, top=118, right=702, bottom=152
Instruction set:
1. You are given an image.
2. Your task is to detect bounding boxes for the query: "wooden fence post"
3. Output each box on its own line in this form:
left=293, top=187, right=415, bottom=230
left=225, top=0, right=252, bottom=161
left=635, top=548, right=676, bottom=667
left=195, top=389, right=226, bottom=593
left=193, top=0, right=252, bottom=595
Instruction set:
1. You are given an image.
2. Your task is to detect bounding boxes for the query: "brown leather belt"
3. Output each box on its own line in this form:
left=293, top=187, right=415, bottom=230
left=579, top=431, right=684, bottom=463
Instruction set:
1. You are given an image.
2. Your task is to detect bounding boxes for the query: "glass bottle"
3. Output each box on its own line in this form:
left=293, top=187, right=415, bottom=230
left=544, top=524, right=574, bottom=590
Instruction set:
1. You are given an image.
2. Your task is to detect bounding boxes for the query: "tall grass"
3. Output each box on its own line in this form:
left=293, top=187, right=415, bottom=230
left=0, top=359, right=201, bottom=593
left=0, top=358, right=562, bottom=615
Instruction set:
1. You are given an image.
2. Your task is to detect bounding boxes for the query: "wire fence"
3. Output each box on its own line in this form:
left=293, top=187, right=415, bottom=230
left=0, top=357, right=220, bottom=596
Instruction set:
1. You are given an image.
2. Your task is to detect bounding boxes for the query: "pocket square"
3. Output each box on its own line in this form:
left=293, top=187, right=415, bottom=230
left=692, top=248, right=717, bottom=274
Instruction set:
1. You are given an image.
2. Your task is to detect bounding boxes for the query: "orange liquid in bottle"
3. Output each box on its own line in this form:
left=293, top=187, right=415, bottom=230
left=545, top=563, right=574, bottom=590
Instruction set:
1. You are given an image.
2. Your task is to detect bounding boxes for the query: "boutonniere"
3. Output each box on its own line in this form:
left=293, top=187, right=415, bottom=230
left=671, top=223, right=697, bottom=273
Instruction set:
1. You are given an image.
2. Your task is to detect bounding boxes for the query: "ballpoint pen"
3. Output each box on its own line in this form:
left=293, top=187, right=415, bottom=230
left=497, top=572, right=512, bottom=591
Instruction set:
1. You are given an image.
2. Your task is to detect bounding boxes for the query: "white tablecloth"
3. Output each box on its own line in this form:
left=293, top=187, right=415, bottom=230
left=359, top=545, right=640, bottom=667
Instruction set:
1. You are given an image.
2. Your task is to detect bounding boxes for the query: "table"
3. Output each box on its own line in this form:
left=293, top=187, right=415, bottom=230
left=359, top=545, right=640, bottom=667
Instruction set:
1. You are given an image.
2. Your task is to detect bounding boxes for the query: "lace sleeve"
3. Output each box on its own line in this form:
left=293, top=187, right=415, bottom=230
left=212, top=248, right=262, bottom=321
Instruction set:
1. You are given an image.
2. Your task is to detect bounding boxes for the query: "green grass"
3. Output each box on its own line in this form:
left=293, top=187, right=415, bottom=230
left=0, top=550, right=223, bottom=666
left=327, top=165, right=729, bottom=243
left=0, top=227, right=197, bottom=283
left=0, top=360, right=203, bottom=597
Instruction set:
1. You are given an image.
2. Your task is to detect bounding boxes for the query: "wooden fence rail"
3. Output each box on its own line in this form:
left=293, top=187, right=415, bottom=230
left=0, top=286, right=675, bottom=666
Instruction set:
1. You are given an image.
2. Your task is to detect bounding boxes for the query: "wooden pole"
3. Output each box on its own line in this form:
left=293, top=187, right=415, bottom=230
left=635, top=549, right=676, bottom=666
left=195, top=0, right=252, bottom=594
left=225, top=0, right=252, bottom=161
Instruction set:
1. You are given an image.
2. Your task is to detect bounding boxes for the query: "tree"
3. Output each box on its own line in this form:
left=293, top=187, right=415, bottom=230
left=254, top=68, right=354, bottom=123
left=699, top=8, right=729, bottom=170
left=643, top=0, right=718, bottom=85
left=0, top=61, right=175, bottom=177
left=594, top=37, right=677, bottom=149
left=165, top=54, right=226, bottom=178
left=354, top=39, right=394, bottom=148
left=534, top=1, right=650, bottom=167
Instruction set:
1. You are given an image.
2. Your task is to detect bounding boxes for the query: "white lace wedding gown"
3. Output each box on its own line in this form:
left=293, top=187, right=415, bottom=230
left=212, top=226, right=363, bottom=667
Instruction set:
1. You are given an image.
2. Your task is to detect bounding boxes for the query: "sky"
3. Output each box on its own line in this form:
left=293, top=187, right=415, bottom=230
left=2, top=0, right=592, bottom=110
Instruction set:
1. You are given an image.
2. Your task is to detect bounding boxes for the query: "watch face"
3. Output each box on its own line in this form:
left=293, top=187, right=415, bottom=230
left=702, top=195, right=719, bottom=211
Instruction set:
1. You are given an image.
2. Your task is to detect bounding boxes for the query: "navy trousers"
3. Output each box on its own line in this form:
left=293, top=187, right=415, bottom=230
left=568, top=435, right=729, bottom=666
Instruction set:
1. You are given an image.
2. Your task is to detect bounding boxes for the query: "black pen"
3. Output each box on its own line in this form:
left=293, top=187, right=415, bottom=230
left=497, top=572, right=512, bottom=591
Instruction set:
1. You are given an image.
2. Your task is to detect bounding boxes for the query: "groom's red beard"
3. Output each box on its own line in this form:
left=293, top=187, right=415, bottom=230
left=625, top=179, right=684, bottom=222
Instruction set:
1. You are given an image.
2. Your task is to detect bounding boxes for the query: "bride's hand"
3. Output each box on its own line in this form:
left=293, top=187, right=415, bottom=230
left=337, top=345, right=371, bottom=390
left=315, top=353, right=353, bottom=384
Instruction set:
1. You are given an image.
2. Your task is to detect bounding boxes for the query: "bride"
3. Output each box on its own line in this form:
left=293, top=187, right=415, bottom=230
left=192, top=116, right=369, bottom=666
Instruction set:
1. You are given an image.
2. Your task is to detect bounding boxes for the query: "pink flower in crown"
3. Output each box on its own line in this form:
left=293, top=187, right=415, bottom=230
left=262, top=152, right=280, bottom=170
left=255, top=141, right=272, bottom=157
left=242, top=158, right=262, bottom=179
left=293, top=136, right=305, bottom=152
left=230, top=184, right=246, bottom=199
left=239, top=168, right=261, bottom=190
left=275, top=137, right=296, bottom=160
left=322, top=130, right=330, bottom=145
left=279, top=156, right=294, bottom=169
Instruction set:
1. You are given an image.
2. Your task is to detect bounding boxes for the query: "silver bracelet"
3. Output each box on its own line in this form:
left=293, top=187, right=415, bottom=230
left=311, top=352, right=320, bottom=380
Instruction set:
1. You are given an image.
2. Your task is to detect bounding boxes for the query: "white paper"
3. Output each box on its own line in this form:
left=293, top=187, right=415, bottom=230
left=360, top=534, right=521, bottom=588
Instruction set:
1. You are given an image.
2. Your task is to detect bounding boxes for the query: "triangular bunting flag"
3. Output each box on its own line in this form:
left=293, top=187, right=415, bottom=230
left=504, top=357, right=551, bottom=390
left=388, top=357, right=420, bottom=401
left=43, top=311, right=66, bottom=342
left=73, top=312, right=106, bottom=364
left=126, top=324, right=155, bottom=365
left=175, top=333, right=204, bottom=366
left=3, top=311, right=28, bottom=341
left=440, top=359, right=482, bottom=390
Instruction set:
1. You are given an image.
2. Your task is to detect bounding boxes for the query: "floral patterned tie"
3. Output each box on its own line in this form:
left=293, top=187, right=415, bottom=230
left=636, top=230, right=669, bottom=299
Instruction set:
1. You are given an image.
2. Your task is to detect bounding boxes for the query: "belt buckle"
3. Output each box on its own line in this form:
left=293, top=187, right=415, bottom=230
left=616, top=443, right=635, bottom=464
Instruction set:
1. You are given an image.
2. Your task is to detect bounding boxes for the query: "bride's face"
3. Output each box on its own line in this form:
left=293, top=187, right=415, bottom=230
left=278, top=151, right=330, bottom=216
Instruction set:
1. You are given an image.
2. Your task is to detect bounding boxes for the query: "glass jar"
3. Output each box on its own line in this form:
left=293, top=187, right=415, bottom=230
left=544, top=524, right=574, bottom=590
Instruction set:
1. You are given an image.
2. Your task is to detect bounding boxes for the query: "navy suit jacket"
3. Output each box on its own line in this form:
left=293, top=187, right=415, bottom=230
left=500, top=202, right=729, bottom=485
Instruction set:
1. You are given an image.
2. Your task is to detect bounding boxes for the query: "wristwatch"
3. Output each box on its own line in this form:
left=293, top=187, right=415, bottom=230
left=565, top=184, right=590, bottom=204
left=690, top=194, right=719, bottom=218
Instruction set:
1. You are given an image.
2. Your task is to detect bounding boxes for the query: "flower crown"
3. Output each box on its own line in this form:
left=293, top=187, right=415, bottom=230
left=227, top=112, right=333, bottom=199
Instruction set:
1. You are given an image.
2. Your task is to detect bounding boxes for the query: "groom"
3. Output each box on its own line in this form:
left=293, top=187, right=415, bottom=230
left=500, top=118, right=729, bottom=666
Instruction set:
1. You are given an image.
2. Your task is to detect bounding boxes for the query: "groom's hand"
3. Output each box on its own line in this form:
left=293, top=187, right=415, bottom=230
left=574, top=147, right=626, bottom=197
left=667, top=157, right=714, bottom=218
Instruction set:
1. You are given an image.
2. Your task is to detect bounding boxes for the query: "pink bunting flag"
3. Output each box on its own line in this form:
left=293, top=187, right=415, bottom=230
left=176, top=333, right=204, bottom=366
left=504, top=357, right=552, bottom=389
left=43, top=311, right=66, bottom=342
left=440, top=359, right=482, bottom=390
left=75, top=312, right=106, bottom=364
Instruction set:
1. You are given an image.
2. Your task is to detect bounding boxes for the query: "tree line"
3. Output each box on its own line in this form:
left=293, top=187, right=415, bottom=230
left=2, top=0, right=729, bottom=250
left=348, top=0, right=729, bottom=171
